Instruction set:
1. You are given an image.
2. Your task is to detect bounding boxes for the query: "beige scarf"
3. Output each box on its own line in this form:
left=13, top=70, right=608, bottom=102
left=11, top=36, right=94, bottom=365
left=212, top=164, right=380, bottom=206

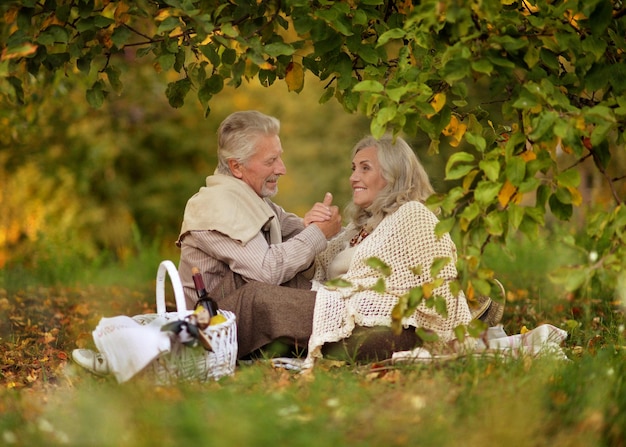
left=178, top=174, right=281, bottom=246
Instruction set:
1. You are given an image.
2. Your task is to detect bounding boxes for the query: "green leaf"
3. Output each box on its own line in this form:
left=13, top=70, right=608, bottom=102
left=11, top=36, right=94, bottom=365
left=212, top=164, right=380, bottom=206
left=479, top=159, right=500, bottom=182
left=105, top=66, right=122, bottom=93
left=165, top=78, right=192, bottom=108
left=86, top=80, right=106, bottom=108
left=549, top=193, right=573, bottom=220
left=377, top=28, right=406, bottom=47
left=454, top=325, right=466, bottom=343
left=364, top=257, right=392, bottom=277
left=353, top=80, right=384, bottom=93
left=406, top=287, right=424, bottom=309
left=474, top=181, right=502, bottom=205
left=467, top=319, right=487, bottom=337
left=264, top=42, right=295, bottom=57
left=358, top=45, right=380, bottom=64
left=6, top=76, right=24, bottom=104
left=556, top=169, right=580, bottom=188
left=416, top=327, right=440, bottom=343
left=505, top=156, right=526, bottom=186
left=430, top=257, right=451, bottom=279
left=484, top=210, right=504, bottom=236
left=371, top=278, right=386, bottom=293
left=222, top=48, right=237, bottom=65
left=433, top=296, right=448, bottom=318
left=508, top=205, right=524, bottom=230
left=111, top=26, right=132, bottom=48
left=435, top=217, right=455, bottom=238
left=465, top=132, right=486, bottom=152
left=528, top=111, right=558, bottom=141
left=554, top=186, right=572, bottom=205
left=37, top=25, right=70, bottom=45
left=157, top=53, right=176, bottom=72
left=445, top=152, right=475, bottom=180
left=471, top=59, right=493, bottom=74
left=203, top=74, right=224, bottom=94
left=410, top=265, right=423, bottom=277
left=200, top=44, right=221, bottom=67
left=324, top=278, right=353, bottom=288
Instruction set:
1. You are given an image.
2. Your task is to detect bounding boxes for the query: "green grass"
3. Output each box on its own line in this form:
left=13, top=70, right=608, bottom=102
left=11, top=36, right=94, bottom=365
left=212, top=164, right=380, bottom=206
left=1, top=352, right=624, bottom=446
left=1, top=232, right=625, bottom=446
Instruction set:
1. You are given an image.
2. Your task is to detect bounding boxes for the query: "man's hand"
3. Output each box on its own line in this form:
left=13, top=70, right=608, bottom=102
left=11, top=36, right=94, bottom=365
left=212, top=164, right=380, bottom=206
left=304, top=192, right=341, bottom=239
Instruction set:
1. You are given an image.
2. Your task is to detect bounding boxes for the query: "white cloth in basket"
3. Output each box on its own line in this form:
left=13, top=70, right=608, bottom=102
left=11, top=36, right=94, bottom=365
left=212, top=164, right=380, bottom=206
left=93, top=315, right=171, bottom=383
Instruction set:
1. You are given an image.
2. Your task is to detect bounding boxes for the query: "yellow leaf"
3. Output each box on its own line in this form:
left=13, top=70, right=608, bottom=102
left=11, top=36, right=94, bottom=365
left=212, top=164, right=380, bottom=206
left=396, top=0, right=414, bottom=14
left=1, top=43, right=38, bottom=61
left=568, top=186, right=583, bottom=206
left=422, top=283, right=432, bottom=298
left=462, top=169, right=479, bottom=193
left=285, top=61, right=304, bottom=92
left=520, top=150, right=536, bottom=162
left=449, top=123, right=467, bottom=147
left=522, top=0, right=539, bottom=14
left=115, top=2, right=131, bottom=24
left=3, top=7, right=18, bottom=25
left=466, top=281, right=475, bottom=302
left=155, top=8, right=171, bottom=21
left=521, top=325, right=529, bottom=334
left=427, top=92, right=446, bottom=118
left=498, top=180, right=517, bottom=208
left=442, top=115, right=458, bottom=136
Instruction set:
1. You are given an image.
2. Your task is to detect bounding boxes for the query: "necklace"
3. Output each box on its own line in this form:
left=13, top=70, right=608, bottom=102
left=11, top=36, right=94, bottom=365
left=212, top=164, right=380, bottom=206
left=350, top=227, right=370, bottom=247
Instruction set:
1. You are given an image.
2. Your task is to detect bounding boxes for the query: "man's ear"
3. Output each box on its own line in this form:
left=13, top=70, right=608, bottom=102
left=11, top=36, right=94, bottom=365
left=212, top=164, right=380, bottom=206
left=228, top=159, right=244, bottom=179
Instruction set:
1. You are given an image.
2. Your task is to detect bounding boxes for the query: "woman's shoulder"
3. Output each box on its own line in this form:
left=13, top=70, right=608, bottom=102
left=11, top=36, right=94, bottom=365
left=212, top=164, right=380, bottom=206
left=395, top=200, right=438, bottom=219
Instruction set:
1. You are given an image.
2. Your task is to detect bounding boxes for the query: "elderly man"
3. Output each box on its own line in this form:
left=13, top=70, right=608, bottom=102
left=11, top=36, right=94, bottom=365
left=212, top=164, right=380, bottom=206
left=176, top=110, right=341, bottom=358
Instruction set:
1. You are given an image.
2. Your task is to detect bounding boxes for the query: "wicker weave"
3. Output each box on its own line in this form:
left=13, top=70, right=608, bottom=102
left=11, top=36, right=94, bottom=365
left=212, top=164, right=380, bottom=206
left=133, top=260, right=238, bottom=383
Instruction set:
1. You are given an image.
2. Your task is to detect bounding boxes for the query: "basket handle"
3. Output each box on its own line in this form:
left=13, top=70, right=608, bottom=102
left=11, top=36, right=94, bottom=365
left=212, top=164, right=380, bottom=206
left=155, top=260, right=188, bottom=315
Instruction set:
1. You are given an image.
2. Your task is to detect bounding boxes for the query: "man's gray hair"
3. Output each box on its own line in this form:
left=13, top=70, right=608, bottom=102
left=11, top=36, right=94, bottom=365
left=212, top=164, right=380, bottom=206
left=215, top=110, right=281, bottom=175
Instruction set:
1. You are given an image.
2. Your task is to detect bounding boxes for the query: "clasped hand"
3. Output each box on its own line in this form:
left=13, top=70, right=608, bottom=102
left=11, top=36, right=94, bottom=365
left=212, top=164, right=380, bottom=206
left=304, top=192, right=342, bottom=239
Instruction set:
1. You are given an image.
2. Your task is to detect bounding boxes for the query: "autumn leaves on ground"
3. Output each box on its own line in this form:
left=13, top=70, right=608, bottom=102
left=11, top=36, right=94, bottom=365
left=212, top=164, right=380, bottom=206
left=0, top=284, right=152, bottom=389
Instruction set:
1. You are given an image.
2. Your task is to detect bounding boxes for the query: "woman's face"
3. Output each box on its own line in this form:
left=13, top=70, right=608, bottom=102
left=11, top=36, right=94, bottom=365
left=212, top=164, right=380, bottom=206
left=350, top=146, right=388, bottom=208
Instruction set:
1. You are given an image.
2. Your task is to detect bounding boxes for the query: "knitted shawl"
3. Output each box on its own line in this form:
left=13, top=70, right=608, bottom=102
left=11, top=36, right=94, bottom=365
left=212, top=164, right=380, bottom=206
left=307, top=201, right=472, bottom=360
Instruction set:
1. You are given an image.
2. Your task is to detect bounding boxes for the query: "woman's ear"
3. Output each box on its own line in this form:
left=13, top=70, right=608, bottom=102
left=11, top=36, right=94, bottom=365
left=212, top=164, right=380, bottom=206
left=228, top=159, right=244, bottom=179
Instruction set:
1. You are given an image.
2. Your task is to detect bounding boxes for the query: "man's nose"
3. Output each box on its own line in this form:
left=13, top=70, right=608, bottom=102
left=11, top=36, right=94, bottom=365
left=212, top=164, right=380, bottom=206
left=276, top=158, right=287, bottom=175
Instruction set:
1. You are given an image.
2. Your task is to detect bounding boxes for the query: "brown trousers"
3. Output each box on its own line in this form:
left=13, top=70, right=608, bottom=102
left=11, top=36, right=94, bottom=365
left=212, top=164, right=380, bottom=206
left=209, top=271, right=419, bottom=361
left=209, top=271, right=316, bottom=358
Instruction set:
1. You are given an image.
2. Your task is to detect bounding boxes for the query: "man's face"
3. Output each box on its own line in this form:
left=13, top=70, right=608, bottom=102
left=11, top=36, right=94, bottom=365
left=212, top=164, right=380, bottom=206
left=231, top=134, right=287, bottom=198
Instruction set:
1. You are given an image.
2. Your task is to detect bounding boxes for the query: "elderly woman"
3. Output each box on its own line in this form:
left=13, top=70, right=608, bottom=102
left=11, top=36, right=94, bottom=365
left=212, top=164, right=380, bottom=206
left=308, top=134, right=475, bottom=362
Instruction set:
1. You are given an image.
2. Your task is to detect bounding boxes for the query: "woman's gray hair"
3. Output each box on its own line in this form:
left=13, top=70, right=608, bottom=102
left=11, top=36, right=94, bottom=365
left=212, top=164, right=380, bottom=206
left=346, top=134, right=435, bottom=230
left=215, top=110, right=281, bottom=175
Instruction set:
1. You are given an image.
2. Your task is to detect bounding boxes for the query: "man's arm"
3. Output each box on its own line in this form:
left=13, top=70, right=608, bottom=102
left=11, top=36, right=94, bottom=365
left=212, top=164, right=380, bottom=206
left=190, top=224, right=327, bottom=285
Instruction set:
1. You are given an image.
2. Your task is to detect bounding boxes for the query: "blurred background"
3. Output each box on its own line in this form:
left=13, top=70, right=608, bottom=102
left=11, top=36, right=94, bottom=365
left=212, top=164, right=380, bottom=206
left=1, top=56, right=460, bottom=287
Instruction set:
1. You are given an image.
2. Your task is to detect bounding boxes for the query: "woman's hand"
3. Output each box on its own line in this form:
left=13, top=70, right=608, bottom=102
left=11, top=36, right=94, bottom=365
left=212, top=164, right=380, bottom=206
left=304, top=192, right=342, bottom=239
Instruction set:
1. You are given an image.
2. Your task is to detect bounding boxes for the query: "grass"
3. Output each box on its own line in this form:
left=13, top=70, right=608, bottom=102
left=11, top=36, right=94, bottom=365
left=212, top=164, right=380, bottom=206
left=1, top=232, right=625, bottom=446
left=2, top=353, right=624, bottom=446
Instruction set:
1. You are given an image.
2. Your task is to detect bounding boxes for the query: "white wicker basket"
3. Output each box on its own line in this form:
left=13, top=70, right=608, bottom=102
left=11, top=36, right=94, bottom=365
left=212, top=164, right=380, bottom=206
left=132, top=260, right=238, bottom=383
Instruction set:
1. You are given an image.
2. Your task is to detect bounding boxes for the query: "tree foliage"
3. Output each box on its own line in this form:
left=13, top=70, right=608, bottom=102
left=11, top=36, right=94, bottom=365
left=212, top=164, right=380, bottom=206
left=1, top=0, right=625, bottom=301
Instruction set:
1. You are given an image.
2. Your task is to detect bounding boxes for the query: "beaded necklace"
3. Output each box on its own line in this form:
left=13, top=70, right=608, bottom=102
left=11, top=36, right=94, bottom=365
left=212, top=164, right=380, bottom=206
left=349, top=227, right=370, bottom=247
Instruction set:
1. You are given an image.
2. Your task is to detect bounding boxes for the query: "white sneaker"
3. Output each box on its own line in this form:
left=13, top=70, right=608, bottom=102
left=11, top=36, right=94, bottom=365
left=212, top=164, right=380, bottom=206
left=72, top=349, right=110, bottom=376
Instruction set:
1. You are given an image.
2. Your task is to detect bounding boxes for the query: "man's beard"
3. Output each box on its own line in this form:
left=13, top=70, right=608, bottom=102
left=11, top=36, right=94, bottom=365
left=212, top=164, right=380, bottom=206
left=260, top=176, right=280, bottom=198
